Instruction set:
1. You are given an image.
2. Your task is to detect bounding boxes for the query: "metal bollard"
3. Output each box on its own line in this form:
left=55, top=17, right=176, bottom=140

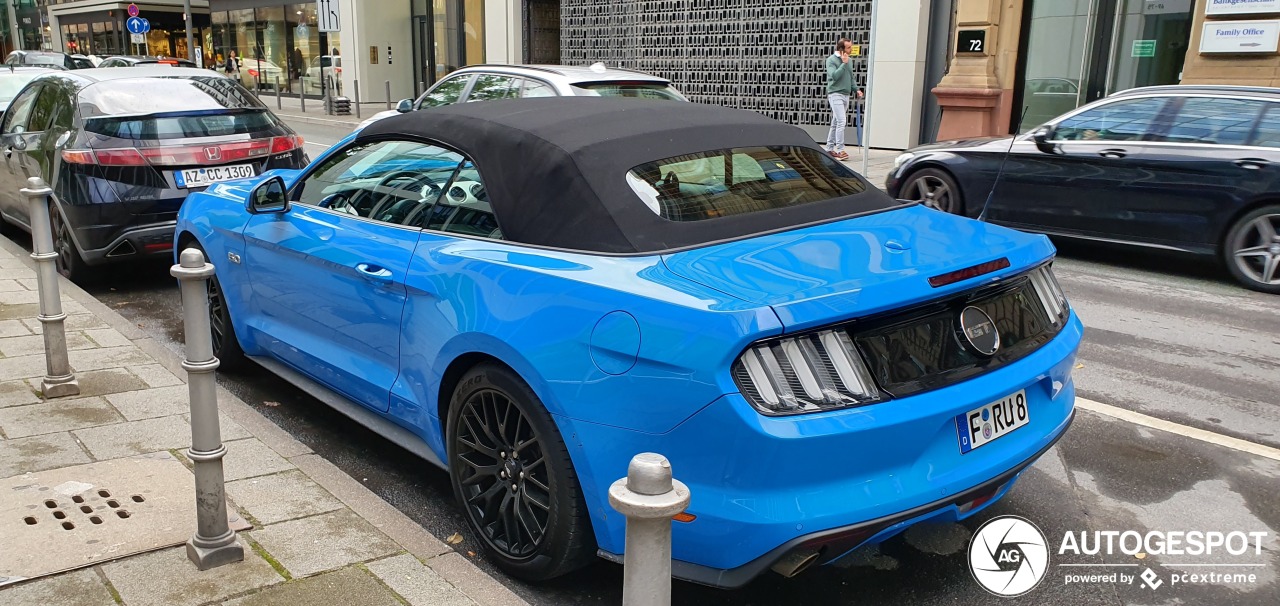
left=354, top=80, right=362, bottom=119
left=300, top=78, right=306, bottom=112
left=171, top=248, right=243, bottom=570
left=385, top=80, right=392, bottom=110
left=275, top=76, right=281, bottom=110
left=21, top=178, right=79, bottom=399
left=609, top=453, right=691, bottom=606
left=418, top=80, right=425, bottom=97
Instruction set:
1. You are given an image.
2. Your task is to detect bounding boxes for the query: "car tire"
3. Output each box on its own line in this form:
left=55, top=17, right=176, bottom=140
left=1223, top=204, right=1280, bottom=294
left=900, top=168, right=964, bottom=215
left=188, top=241, right=249, bottom=371
left=446, top=363, right=594, bottom=581
left=49, top=201, right=88, bottom=283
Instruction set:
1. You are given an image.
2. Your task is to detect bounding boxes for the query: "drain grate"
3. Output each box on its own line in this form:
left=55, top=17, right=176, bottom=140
left=24, top=488, right=145, bottom=531
left=0, top=452, right=250, bottom=586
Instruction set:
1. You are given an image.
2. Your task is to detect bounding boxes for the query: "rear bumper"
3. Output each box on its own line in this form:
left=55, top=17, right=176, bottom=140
left=603, top=409, right=1071, bottom=588
left=78, top=220, right=176, bottom=265
left=573, top=312, right=1082, bottom=587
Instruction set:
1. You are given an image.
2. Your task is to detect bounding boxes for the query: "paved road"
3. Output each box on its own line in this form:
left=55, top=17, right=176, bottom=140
left=58, top=119, right=1280, bottom=604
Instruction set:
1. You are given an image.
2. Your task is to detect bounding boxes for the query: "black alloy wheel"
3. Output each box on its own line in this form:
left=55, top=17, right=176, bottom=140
left=1225, top=205, right=1280, bottom=294
left=49, top=202, right=86, bottom=282
left=447, top=364, right=593, bottom=581
left=189, top=241, right=247, bottom=370
left=902, top=168, right=963, bottom=215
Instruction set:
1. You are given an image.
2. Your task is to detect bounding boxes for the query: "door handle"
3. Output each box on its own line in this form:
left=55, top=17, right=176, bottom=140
left=1098, top=148, right=1127, bottom=159
left=355, top=263, right=394, bottom=282
left=1234, top=158, right=1270, bottom=170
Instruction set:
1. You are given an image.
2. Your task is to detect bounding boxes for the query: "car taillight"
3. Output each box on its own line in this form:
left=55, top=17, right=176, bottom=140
left=61, top=140, right=279, bottom=167
left=1027, top=263, right=1069, bottom=326
left=248, top=69, right=260, bottom=77
left=270, top=135, right=303, bottom=154
left=732, top=329, right=881, bottom=416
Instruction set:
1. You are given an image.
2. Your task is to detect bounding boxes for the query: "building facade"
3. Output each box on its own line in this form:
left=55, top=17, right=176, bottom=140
left=934, top=0, right=1280, bottom=141
left=46, top=1, right=212, bottom=59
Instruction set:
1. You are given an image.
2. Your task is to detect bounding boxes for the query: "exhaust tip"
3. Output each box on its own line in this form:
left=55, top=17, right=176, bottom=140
left=770, top=549, right=821, bottom=578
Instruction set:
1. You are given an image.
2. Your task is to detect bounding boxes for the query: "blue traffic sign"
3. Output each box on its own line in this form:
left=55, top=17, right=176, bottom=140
left=126, top=17, right=150, bottom=35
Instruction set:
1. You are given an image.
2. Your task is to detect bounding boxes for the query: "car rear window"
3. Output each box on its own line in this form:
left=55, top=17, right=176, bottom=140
left=85, top=110, right=279, bottom=140
left=571, top=82, right=685, bottom=101
left=78, top=76, right=267, bottom=118
left=626, top=146, right=869, bottom=222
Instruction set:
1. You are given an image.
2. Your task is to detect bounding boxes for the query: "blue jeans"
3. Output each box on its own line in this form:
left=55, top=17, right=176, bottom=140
left=826, top=93, right=850, bottom=152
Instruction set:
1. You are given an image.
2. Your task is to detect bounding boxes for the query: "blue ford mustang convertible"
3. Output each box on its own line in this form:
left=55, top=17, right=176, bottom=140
left=174, top=99, right=1082, bottom=587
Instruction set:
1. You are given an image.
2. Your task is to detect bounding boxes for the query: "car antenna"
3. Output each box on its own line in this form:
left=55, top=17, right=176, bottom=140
left=978, top=106, right=1029, bottom=223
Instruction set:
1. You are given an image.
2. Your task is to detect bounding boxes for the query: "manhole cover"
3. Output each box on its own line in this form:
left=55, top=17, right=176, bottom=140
left=0, top=452, right=250, bottom=586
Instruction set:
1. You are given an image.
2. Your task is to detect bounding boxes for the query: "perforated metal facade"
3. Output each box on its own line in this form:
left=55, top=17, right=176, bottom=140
left=559, top=0, right=874, bottom=127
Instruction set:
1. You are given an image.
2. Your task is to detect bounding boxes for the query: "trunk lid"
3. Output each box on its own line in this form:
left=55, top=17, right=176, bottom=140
left=661, top=205, right=1056, bottom=331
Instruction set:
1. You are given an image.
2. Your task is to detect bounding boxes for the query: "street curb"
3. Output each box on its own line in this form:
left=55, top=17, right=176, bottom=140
left=0, top=235, right=529, bottom=606
left=271, top=111, right=362, bottom=128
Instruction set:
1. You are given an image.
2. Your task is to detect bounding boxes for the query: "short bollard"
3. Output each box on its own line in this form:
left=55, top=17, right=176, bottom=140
left=300, top=80, right=306, bottom=112
left=275, top=76, right=281, bottom=109
left=385, top=79, right=392, bottom=110
left=609, top=453, right=691, bottom=606
left=172, top=248, right=243, bottom=570
left=354, top=80, right=362, bottom=119
left=20, top=178, right=79, bottom=399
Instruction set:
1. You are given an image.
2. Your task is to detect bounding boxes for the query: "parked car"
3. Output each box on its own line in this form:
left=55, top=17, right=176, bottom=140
left=888, top=84, right=1280, bottom=294
left=176, top=98, right=1081, bottom=586
left=238, top=58, right=284, bottom=90
left=0, top=67, right=307, bottom=281
left=0, top=67, right=56, bottom=122
left=98, top=55, right=198, bottom=68
left=357, top=63, right=687, bottom=129
left=303, top=54, right=341, bottom=93
left=4, top=51, right=92, bottom=70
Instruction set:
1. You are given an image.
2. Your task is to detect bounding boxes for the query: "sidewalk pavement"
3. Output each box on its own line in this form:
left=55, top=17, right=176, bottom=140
left=0, top=236, right=527, bottom=606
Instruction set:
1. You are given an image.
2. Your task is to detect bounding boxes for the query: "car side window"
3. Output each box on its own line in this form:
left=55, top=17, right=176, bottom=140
left=419, top=160, right=502, bottom=239
left=1250, top=103, right=1280, bottom=148
left=1147, top=97, right=1264, bottom=146
left=521, top=79, right=556, bottom=98
left=294, top=140, right=463, bottom=227
left=1, top=85, right=41, bottom=134
left=1052, top=97, right=1167, bottom=142
left=466, top=75, right=519, bottom=102
left=418, top=75, right=470, bottom=108
left=27, top=86, right=61, bottom=133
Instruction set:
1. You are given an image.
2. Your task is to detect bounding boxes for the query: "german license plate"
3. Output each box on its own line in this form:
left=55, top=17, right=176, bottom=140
left=174, top=164, right=256, bottom=189
left=956, top=390, right=1028, bottom=454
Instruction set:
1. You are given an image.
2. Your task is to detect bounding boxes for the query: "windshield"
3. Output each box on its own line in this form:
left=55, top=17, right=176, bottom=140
left=25, top=56, right=65, bottom=68
left=0, top=73, right=40, bottom=103
left=627, top=146, right=870, bottom=222
left=571, top=82, right=686, bottom=101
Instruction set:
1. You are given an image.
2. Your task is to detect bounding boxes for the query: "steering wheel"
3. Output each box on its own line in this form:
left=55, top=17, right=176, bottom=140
left=367, top=170, right=441, bottom=220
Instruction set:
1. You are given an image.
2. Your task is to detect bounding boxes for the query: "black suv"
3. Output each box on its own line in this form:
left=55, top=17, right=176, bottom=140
left=0, top=67, right=307, bottom=281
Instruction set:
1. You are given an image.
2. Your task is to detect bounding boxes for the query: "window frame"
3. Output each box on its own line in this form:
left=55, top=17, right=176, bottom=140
left=464, top=73, right=520, bottom=103
left=1046, top=95, right=1172, bottom=143
left=286, top=135, right=503, bottom=240
left=415, top=73, right=475, bottom=109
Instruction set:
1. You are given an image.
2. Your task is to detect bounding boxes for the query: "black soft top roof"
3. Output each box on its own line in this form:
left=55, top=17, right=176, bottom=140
left=359, top=98, right=893, bottom=254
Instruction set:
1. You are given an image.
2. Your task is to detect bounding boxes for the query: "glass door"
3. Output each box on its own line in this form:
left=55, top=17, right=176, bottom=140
left=1017, top=0, right=1192, bottom=132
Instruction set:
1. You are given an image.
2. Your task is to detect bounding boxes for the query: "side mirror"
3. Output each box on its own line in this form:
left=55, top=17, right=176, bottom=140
left=248, top=176, right=289, bottom=214
left=1030, top=126, right=1056, bottom=154
left=396, top=98, right=414, bottom=113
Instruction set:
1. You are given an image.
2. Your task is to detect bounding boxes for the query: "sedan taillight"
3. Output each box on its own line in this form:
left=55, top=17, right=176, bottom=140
left=62, top=136, right=301, bottom=167
left=732, top=329, right=881, bottom=416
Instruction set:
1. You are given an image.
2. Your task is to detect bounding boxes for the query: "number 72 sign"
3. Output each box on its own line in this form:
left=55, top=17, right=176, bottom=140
left=956, top=29, right=987, bottom=55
